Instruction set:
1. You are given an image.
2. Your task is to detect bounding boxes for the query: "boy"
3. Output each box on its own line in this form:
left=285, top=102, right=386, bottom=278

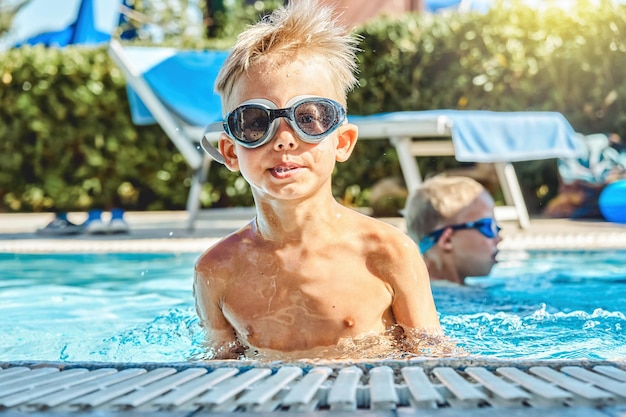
left=405, top=176, right=503, bottom=285
left=194, top=0, right=443, bottom=359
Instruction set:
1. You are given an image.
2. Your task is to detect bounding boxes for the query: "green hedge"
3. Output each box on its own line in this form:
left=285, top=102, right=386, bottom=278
left=1, top=0, right=625, bottom=214
left=351, top=0, right=626, bottom=123
left=0, top=45, right=192, bottom=212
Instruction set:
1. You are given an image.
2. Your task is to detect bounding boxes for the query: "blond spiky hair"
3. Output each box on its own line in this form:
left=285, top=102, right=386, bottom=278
left=215, top=0, right=360, bottom=111
left=405, top=176, right=487, bottom=242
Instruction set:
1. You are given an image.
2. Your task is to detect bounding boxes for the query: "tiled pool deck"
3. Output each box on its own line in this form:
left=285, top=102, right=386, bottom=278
left=2, top=209, right=625, bottom=416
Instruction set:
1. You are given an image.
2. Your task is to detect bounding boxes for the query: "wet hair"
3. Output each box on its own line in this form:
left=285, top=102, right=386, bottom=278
left=405, top=176, right=486, bottom=242
left=214, top=0, right=360, bottom=111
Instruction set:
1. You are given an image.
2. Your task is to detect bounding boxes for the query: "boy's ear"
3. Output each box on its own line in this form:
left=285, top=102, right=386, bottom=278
left=437, top=227, right=455, bottom=252
left=218, top=136, right=240, bottom=172
left=335, top=123, right=358, bottom=162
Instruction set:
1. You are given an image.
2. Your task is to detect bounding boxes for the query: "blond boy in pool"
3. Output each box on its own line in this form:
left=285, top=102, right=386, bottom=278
left=193, top=0, right=442, bottom=360
left=405, top=176, right=503, bottom=285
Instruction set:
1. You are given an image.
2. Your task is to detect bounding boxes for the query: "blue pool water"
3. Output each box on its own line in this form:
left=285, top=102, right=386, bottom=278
left=0, top=250, right=624, bottom=362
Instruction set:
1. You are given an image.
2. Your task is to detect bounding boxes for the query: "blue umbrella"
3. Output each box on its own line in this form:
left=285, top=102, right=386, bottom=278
left=17, top=0, right=121, bottom=47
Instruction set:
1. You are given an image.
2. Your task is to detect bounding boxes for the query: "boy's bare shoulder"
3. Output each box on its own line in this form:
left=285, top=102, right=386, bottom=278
left=195, top=221, right=256, bottom=274
left=348, top=212, right=426, bottom=289
left=348, top=210, right=416, bottom=254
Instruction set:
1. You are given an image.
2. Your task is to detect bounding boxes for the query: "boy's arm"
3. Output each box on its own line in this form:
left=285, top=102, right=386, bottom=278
left=193, top=265, right=245, bottom=359
left=385, top=233, right=443, bottom=333
left=385, top=233, right=466, bottom=355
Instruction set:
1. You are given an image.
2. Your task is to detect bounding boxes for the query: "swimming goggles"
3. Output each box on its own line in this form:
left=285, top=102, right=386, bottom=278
left=201, top=95, right=347, bottom=163
left=418, top=217, right=501, bottom=254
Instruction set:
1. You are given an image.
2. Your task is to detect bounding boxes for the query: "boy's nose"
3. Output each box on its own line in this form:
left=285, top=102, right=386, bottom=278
left=273, top=120, right=298, bottom=150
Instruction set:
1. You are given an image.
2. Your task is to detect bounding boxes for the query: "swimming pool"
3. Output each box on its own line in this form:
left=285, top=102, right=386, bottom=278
left=1, top=250, right=624, bottom=362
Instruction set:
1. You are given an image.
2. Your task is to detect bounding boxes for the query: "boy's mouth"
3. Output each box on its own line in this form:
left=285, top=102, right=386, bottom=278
left=271, top=164, right=300, bottom=176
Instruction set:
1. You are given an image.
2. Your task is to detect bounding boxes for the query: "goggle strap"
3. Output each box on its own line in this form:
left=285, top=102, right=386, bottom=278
left=420, top=218, right=499, bottom=254
left=201, top=135, right=226, bottom=164
left=418, top=237, right=436, bottom=254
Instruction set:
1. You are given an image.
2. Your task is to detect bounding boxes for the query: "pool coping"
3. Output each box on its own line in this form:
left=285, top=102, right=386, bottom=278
left=1, top=210, right=626, bottom=253
left=3, top=356, right=625, bottom=371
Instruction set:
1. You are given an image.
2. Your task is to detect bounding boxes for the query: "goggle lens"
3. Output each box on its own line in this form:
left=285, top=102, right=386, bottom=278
left=476, top=218, right=501, bottom=238
left=228, top=106, right=270, bottom=143
left=294, top=101, right=339, bottom=136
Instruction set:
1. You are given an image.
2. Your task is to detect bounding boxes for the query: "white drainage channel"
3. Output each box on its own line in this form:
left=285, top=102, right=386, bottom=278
left=0, top=361, right=625, bottom=414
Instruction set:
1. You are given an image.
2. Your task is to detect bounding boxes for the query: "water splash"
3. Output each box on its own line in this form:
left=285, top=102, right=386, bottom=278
left=441, top=305, right=626, bottom=359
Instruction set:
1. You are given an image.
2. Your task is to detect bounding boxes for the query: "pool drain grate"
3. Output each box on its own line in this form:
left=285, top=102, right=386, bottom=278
left=0, top=361, right=625, bottom=414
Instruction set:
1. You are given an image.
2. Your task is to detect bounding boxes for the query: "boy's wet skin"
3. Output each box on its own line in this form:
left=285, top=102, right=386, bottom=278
left=196, top=211, right=409, bottom=353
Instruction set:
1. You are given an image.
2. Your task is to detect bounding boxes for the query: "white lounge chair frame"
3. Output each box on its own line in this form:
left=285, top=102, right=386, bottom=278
left=353, top=115, right=530, bottom=228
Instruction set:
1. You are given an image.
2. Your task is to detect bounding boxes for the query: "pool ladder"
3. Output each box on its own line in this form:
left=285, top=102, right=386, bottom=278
left=1, top=360, right=625, bottom=415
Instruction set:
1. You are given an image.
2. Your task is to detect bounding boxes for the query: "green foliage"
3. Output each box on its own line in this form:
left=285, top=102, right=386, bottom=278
left=204, top=0, right=285, bottom=39
left=117, top=0, right=284, bottom=44
left=0, top=45, right=191, bottom=212
left=117, top=0, right=203, bottom=44
left=351, top=0, right=626, bottom=127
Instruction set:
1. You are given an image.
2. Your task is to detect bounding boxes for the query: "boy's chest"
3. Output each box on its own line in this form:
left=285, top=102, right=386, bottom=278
left=220, top=254, right=394, bottom=350
left=224, top=258, right=391, bottom=313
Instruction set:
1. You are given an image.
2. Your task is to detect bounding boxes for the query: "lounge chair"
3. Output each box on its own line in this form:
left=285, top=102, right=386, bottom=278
left=108, top=39, right=229, bottom=229
left=351, top=110, right=583, bottom=228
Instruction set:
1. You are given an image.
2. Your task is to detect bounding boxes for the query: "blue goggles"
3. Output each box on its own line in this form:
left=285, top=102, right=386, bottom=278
left=418, top=217, right=501, bottom=254
left=201, top=95, right=346, bottom=163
